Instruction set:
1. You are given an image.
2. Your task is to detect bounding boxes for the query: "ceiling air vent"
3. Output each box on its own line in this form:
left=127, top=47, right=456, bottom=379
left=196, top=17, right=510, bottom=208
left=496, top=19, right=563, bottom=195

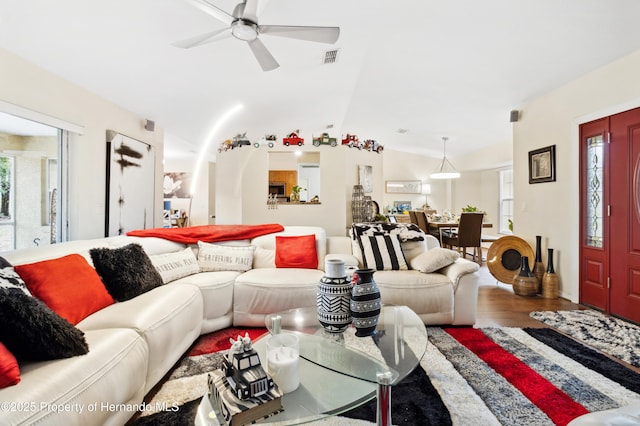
left=323, top=49, right=339, bottom=64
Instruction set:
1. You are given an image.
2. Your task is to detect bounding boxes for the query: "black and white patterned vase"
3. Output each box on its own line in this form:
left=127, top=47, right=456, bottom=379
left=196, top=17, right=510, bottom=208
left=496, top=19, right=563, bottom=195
left=317, top=259, right=352, bottom=333
left=350, top=268, right=381, bottom=337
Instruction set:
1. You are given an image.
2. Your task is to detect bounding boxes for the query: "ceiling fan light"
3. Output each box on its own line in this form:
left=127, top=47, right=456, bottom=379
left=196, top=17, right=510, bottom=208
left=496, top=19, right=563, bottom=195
left=231, top=20, right=258, bottom=41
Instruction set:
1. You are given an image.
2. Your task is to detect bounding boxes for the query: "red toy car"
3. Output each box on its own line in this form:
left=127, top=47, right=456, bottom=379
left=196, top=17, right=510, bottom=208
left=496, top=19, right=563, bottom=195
left=342, top=134, right=362, bottom=149
left=283, top=131, right=304, bottom=146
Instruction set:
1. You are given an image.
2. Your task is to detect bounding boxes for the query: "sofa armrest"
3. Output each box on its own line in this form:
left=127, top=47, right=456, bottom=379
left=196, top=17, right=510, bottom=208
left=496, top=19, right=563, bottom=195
left=439, top=258, right=480, bottom=289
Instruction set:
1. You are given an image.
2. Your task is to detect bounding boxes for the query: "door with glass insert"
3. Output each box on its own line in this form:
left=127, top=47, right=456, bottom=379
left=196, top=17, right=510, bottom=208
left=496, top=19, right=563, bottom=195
left=579, top=118, right=609, bottom=311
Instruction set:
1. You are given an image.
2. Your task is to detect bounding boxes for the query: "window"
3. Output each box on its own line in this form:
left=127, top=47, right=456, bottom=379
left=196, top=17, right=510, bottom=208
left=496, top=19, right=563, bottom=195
left=0, top=155, right=15, bottom=251
left=499, top=169, right=513, bottom=234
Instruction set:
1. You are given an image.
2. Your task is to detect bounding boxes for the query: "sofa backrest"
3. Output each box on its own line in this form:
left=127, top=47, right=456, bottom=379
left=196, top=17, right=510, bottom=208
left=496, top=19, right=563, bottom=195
left=0, top=236, right=187, bottom=267
left=251, top=226, right=327, bottom=270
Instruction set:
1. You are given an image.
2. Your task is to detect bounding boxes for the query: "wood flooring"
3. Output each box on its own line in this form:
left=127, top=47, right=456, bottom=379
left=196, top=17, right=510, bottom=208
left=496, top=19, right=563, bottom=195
left=473, top=257, right=584, bottom=328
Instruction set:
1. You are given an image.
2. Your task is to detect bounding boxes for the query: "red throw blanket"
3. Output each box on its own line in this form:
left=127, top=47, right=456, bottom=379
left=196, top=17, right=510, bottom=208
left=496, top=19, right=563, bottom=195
left=126, top=224, right=284, bottom=244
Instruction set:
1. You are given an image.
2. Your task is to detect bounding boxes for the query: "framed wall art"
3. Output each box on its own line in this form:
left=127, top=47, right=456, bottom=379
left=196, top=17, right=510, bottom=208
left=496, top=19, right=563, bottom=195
left=385, top=180, right=422, bottom=194
left=358, top=164, right=373, bottom=193
left=528, top=145, right=556, bottom=184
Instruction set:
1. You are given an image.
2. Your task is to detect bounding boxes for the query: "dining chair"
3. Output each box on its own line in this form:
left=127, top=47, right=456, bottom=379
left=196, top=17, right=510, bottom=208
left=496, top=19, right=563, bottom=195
left=416, top=211, right=439, bottom=238
left=441, top=212, right=484, bottom=264
left=408, top=210, right=418, bottom=226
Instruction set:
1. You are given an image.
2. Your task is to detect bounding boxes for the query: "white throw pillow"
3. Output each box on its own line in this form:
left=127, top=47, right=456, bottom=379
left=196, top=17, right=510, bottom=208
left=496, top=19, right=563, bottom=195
left=410, top=248, right=460, bottom=273
left=197, top=241, right=255, bottom=272
left=150, top=247, right=200, bottom=284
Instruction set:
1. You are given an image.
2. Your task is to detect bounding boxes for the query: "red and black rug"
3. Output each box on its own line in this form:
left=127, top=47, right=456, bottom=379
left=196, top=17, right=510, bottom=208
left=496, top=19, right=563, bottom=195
left=131, top=325, right=640, bottom=426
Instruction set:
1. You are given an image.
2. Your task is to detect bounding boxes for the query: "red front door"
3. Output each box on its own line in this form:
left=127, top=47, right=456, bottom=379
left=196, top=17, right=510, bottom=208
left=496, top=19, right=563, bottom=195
left=609, top=107, right=640, bottom=322
left=580, top=106, right=640, bottom=323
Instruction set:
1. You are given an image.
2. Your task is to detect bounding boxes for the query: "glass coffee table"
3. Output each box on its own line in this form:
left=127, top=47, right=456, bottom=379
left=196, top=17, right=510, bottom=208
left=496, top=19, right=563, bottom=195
left=197, top=305, right=427, bottom=426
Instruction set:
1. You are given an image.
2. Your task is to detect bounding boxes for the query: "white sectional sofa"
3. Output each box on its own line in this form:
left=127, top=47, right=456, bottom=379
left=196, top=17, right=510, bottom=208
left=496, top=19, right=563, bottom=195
left=0, top=225, right=479, bottom=425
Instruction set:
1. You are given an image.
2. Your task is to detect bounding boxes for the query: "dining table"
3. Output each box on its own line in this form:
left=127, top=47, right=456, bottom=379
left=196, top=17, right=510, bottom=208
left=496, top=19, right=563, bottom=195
left=428, top=221, right=493, bottom=245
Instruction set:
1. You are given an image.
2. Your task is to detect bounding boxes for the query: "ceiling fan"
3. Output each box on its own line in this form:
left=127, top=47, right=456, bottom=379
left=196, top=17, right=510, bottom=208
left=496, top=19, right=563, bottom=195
left=174, top=0, right=340, bottom=71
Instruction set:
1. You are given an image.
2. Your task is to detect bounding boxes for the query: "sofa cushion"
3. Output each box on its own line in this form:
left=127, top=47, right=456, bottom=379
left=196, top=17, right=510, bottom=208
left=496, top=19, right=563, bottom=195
left=15, top=254, right=115, bottom=324
left=0, top=341, right=20, bottom=388
left=0, top=328, right=148, bottom=426
left=275, top=234, right=318, bottom=269
left=90, top=243, right=163, bottom=302
left=358, top=234, right=408, bottom=271
left=150, top=247, right=200, bottom=284
left=0, top=289, right=88, bottom=360
left=410, top=247, right=460, bottom=273
left=77, top=283, right=203, bottom=393
left=197, top=241, right=255, bottom=272
left=0, top=256, right=31, bottom=296
left=233, top=268, right=324, bottom=326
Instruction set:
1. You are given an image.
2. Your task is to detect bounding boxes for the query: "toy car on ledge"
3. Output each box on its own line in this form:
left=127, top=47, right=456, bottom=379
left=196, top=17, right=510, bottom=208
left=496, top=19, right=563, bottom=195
left=283, top=131, right=304, bottom=146
left=312, top=132, right=337, bottom=147
left=342, top=133, right=362, bottom=149
left=232, top=132, right=251, bottom=148
left=254, top=134, right=276, bottom=148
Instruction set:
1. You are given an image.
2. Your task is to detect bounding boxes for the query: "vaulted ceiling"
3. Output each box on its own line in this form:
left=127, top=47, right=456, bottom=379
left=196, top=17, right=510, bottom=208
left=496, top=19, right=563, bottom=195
left=2, top=0, right=640, bottom=162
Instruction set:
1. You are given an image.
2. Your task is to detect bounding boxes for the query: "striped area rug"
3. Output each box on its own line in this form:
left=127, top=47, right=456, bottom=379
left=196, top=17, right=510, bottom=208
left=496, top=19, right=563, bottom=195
left=133, top=326, right=640, bottom=426
left=425, top=327, right=640, bottom=426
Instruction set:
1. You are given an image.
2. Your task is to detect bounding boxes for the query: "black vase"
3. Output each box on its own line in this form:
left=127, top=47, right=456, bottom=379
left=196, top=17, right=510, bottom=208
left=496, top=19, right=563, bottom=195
left=542, top=248, right=559, bottom=299
left=533, top=235, right=544, bottom=293
left=350, top=269, right=381, bottom=337
left=513, top=256, right=538, bottom=297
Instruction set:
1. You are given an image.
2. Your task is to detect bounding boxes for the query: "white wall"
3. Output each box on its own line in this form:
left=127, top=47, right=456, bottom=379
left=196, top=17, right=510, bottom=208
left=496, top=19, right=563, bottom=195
left=0, top=48, right=164, bottom=240
left=216, top=144, right=387, bottom=237
left=162, top=159, right=211, bottom=227
left=514, top=48, right=640, bottom=302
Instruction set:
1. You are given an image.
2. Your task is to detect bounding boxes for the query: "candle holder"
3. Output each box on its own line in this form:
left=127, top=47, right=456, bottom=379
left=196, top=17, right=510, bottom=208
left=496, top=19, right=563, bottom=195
left=265, top=333, right=300, bottom=394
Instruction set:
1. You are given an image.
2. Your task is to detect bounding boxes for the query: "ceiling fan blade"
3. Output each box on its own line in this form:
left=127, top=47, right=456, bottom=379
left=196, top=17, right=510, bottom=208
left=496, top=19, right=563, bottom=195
left=172, top=28, right=231, bottom=49
left=247, top=38, right=279, bottom=71
left=259, top=25, right=339, bottom=44
left=182, top=0, right=234, bottom=25
left=242, top=0, right=260, bottom=22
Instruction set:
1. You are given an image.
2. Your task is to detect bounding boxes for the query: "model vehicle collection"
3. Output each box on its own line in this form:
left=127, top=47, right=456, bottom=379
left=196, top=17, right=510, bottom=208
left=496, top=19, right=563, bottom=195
left=216, top=130, right=382, bottom=153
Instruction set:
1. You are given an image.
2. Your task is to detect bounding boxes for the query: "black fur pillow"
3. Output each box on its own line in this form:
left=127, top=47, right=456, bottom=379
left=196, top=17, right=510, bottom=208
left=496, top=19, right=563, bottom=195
left=0, top=289, right=89, bottom=360
left=90, top=243, right=163, bottom=302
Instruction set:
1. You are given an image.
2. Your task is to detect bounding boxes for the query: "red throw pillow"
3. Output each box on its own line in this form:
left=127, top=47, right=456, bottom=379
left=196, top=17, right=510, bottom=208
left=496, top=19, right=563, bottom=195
left=15, top=254, right=114, bottom=325
left=0, top=341, right=20, bottom=388
left=275, top=235, right=318, bottom=269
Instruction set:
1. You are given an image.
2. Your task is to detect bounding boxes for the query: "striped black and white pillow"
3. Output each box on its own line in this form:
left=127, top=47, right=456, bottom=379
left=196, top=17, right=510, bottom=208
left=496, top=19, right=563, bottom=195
left=358, top=234, right=408, bottom=271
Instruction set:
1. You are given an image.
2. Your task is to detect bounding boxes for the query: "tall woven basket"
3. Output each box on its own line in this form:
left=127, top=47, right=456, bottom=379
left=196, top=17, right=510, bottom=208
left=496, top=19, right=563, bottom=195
left=351, top=185, right=367, bottom=223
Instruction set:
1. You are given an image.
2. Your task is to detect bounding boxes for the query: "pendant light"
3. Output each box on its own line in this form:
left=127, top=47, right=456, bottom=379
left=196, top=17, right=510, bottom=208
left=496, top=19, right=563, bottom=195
left=430, top=137, right=460, bottom=179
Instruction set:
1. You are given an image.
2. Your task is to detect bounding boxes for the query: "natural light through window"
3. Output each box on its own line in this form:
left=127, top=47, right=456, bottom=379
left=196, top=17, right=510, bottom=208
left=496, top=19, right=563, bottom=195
left=499, top=169, right=513, bottom=234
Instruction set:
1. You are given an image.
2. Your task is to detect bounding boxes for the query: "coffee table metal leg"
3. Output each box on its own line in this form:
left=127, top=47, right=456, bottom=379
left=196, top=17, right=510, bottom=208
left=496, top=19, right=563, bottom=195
left=376, top=371, right=393, bottom=426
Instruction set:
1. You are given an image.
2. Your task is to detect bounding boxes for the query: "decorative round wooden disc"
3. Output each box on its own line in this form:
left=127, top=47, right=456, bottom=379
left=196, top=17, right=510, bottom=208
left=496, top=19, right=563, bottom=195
left=486, top=236, right=535, bottom=284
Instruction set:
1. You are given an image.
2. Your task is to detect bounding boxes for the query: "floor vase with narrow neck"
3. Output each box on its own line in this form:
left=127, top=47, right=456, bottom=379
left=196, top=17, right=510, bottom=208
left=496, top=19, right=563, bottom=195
left=542, top=248, right=559, bottom=299
left=350, top=269, right=381, bottom=337
left=513, top=256, right=538, bottom=297
left=534, top=235, right=545, bottom=293
left=317, top=259, right=352, bottom=333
